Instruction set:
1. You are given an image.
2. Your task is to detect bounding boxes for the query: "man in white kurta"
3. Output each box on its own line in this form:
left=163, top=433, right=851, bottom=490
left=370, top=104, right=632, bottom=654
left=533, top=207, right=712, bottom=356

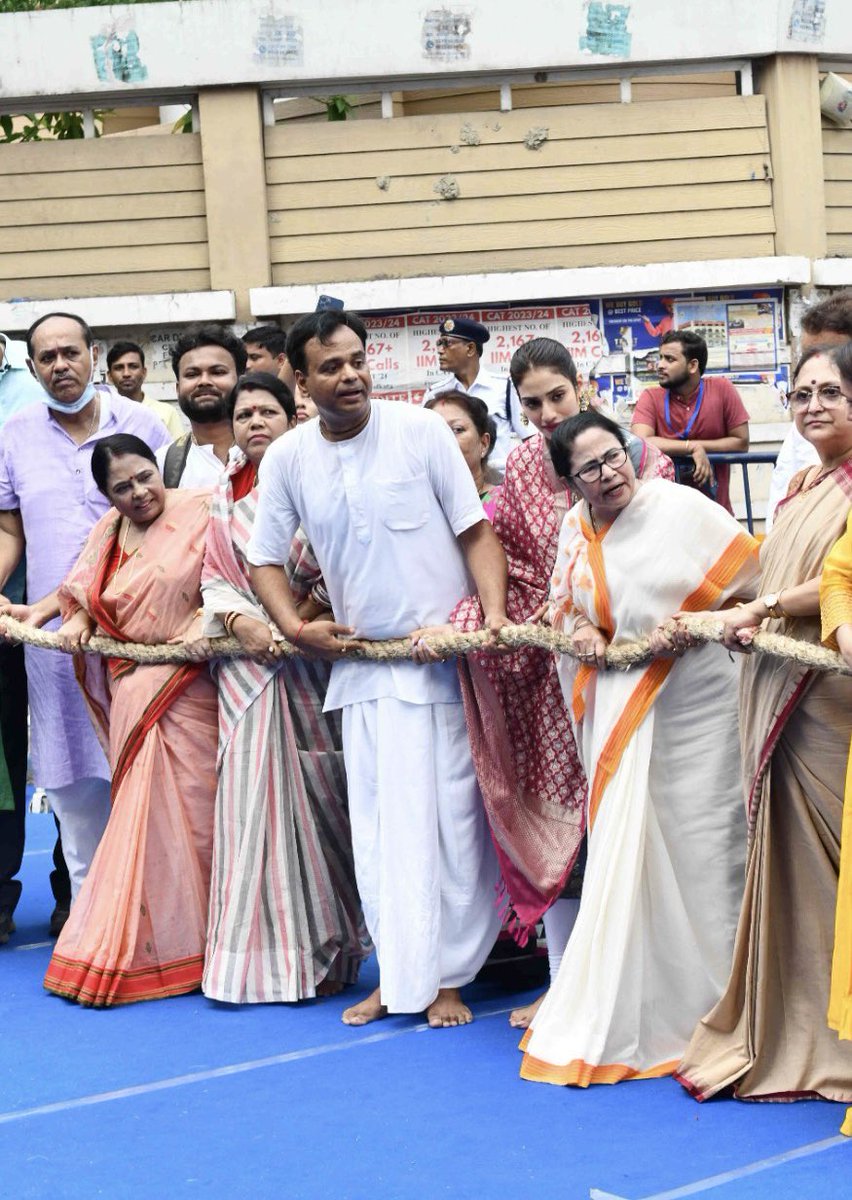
left=248, top=311, right=508, bottom=1027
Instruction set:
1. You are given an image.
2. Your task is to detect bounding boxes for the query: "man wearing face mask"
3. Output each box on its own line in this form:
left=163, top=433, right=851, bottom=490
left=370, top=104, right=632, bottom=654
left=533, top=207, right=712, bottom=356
left=157, top=325, right=246, bottom=487
left=0, top=312, right=172, bottom=917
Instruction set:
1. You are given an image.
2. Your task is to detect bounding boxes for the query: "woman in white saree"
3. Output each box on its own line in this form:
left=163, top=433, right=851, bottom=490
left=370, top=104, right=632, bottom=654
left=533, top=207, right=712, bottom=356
left=520, top=411, right=760, bottom=1087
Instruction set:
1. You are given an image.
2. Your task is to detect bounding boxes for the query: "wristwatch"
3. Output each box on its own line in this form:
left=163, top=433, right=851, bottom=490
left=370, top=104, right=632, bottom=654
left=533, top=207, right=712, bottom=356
left=761, top=591, right=786, bottom=620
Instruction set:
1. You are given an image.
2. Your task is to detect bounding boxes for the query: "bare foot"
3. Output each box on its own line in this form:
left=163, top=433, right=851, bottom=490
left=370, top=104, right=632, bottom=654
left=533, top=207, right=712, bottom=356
left=509, top=990, right=547, bottom=1029
left=426, top=987, right=473, bottom=1028
left=316, top=978, right=345, bottom=997
left=341, top=986, right=388, bottom=1026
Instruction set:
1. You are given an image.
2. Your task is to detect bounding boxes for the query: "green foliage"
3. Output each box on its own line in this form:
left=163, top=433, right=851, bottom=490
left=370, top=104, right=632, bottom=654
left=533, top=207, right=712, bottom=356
left=0, top=110, right=106, bottom=141
left=322, top=96, right=354, bottom=122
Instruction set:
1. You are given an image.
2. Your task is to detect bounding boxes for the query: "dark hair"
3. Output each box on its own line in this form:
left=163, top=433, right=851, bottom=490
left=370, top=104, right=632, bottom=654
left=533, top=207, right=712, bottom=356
left=660, top=329, right=708, bottom=375
left=106, top=340, right=145, bottom=370
left=227, top=370, right=296, bottom=422
left=800, top=290, right=852, bottom=340
left=424, top=389, right=495, bottom=463
left=285, top=310, right=368, bottom=376
left=26, top=312, right=93, bottom=359
left=242, top=325, right=287, bottom=358
left=90, top=434, right=158, bottom=497
left=548, top=410, right=628, bottom=481
left=171, top=324, right=247, bottom=378
left=793, top=341, right=852, bottom=394
left=509, top=337, right=578, bottom=390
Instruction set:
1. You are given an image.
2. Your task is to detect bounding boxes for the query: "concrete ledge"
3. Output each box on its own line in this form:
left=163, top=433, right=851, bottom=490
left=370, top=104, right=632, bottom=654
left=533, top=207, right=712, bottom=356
left=250, top=258, right=813, bottom=317
left=0, top=291, right=235, bottom=333
left=812, top=259, right=852, bottom=287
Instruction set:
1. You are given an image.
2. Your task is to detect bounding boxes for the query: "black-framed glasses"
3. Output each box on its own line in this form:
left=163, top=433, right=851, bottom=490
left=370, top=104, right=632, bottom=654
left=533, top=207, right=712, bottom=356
left=788, top=384, right=852, bottom=411
left=436, top=337, right=469, bottom=349
left=572, top=445, right=628, bottom=483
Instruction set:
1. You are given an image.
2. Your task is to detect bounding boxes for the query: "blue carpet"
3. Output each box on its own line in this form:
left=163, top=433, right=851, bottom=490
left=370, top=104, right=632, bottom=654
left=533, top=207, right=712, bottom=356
left=1, top=812, right=849, bottom=1200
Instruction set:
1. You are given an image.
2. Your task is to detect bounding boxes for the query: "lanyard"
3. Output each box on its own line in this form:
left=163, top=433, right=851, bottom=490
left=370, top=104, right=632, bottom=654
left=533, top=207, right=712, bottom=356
left=664, top=379, right=704, bottom=440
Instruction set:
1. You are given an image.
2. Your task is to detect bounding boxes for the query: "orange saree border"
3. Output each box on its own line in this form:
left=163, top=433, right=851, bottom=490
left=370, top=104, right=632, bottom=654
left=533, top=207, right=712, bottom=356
left=44, top=951, right=203, bottom=1007
left=520, top=1036, right=679, bottom=1087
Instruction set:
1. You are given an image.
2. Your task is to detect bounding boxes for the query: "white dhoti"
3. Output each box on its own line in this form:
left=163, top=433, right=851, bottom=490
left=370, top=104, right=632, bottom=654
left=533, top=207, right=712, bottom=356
left=44, top=777, right=111, bottom=903
left=342, top=697, right=501, bottom=1013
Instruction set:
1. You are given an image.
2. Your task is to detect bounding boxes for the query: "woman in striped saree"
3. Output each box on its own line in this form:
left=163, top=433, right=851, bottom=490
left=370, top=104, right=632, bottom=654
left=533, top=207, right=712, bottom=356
left=45, top=435, right=217, bottom=1006
left=201, top=372, right=369, bottom=1004
left=520, top=411, right=759, bottom=1086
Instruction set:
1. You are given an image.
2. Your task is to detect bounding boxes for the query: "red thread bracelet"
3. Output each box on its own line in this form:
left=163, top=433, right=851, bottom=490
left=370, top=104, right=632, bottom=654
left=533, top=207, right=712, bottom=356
left=293, top=620, right=307, bottom=646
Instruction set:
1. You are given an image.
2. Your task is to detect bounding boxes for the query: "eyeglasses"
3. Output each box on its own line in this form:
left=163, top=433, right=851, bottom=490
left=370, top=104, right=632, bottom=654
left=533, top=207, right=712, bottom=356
left=436, top=337, right=469, bottom=349
left=788, top=384, right=852, bottom=411
left=572, top=445, right=628, bottom=482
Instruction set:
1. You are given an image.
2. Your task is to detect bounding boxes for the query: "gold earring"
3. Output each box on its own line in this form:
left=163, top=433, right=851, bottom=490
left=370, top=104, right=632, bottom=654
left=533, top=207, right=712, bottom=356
left=520, top=412, right=529, bottom=426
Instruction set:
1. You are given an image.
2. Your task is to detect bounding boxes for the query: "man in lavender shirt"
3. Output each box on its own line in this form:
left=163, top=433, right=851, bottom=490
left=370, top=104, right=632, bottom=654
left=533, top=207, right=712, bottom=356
left=0, top=312, right=172, bottom=917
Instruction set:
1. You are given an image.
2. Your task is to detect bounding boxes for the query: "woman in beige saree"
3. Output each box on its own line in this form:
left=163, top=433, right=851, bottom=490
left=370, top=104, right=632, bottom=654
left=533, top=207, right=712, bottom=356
left=44, top=434, right=217, bottom=1006
left=677, top=343, right=852, bottom=1103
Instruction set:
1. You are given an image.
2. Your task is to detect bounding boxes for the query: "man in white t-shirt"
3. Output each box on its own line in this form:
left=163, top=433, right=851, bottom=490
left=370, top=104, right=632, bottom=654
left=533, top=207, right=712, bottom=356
left=767, top=290, right=852, bottom=530
left=423, top=317, right=533, bottom=474
left=248, top=310, right=509, bottom=1029
left=157, top=325, right=246, bottom=487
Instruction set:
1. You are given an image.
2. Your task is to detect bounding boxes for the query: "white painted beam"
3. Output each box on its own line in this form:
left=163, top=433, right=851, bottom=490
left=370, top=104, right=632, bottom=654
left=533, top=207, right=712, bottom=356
left=0, top=291, right=235, bottom=334
left=250, top=258, right=812, bottom=317
left=812, top=259, right=852, bottom=287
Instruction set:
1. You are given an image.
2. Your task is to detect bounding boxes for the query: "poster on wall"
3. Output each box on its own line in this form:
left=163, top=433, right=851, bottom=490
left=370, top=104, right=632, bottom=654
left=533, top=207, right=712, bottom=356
left=363, top=289, right=785, bottom=408
left=364, top=302, right=606, bottom=402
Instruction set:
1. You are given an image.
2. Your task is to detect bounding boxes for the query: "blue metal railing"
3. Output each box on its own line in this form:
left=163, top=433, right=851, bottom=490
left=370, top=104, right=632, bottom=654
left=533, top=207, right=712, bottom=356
left=707, top=451, right=779, bottom=535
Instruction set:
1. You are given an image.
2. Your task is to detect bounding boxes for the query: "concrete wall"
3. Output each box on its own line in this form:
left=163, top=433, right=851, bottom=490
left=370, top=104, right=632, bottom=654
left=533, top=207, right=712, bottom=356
left=0, top=0, right=850, bottom=105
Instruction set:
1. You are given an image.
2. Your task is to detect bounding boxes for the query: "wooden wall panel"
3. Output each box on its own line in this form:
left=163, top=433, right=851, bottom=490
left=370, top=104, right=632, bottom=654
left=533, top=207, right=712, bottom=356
left=265, top=95, right=775, bottom=285
left=0, top=134, right=210, bottom=299
left=824, top=115, right=852, bottom=256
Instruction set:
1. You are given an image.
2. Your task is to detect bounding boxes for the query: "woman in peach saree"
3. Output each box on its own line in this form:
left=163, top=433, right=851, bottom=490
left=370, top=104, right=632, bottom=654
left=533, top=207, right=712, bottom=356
left=44, top=434, right=218, bottom=1006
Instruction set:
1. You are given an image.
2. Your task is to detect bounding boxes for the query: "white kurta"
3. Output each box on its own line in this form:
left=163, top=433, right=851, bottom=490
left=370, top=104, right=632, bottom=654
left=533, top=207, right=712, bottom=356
left=155, top=440, right=240, bottom=488
left=248, top=400, right=501, bottom=1010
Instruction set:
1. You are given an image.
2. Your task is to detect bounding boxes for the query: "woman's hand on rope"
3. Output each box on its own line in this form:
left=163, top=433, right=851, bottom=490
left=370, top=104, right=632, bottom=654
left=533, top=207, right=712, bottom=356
left=55, top=609, right=95, bottom=653
left=836, top=623, right=852, bottom=669
left=648, top=624, right=686, bottom=659
left=168, top=613, right=211, bottom=663
left=410, top=624, right=454, bottom=664
left=675, top=604, right=760, bottom=653
left=572, top=621, right=609, bottom=670
left=230, top=614, right=284, bottom=666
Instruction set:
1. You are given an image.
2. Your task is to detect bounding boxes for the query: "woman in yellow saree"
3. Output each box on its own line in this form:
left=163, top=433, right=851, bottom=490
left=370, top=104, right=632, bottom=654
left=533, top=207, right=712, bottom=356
left=820, top=509, right=852, bottom=1135
left=44, top=434, right=217, bottom=1006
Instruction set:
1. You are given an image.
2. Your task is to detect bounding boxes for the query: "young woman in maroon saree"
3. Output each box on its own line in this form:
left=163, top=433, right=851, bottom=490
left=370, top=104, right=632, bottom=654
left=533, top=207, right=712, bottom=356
left=44, top=434, right=218, bottom=1007
left=414, top=339, right=673, bottom=1027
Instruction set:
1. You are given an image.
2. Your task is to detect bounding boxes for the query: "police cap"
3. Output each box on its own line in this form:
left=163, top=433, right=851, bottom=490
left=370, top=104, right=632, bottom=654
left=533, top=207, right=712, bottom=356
left=437, top=316, right=490, bottom=346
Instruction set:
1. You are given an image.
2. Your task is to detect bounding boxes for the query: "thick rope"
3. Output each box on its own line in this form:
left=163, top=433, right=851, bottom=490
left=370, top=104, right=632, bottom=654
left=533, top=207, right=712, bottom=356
left=1, top=614, right=849, bottom=675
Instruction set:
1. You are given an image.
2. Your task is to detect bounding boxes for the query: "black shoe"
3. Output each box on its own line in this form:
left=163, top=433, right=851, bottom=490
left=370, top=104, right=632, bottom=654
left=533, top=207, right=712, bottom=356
left=49, top=903, right=70, bottom=938
left=0, top=909, right=15, bottom=945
